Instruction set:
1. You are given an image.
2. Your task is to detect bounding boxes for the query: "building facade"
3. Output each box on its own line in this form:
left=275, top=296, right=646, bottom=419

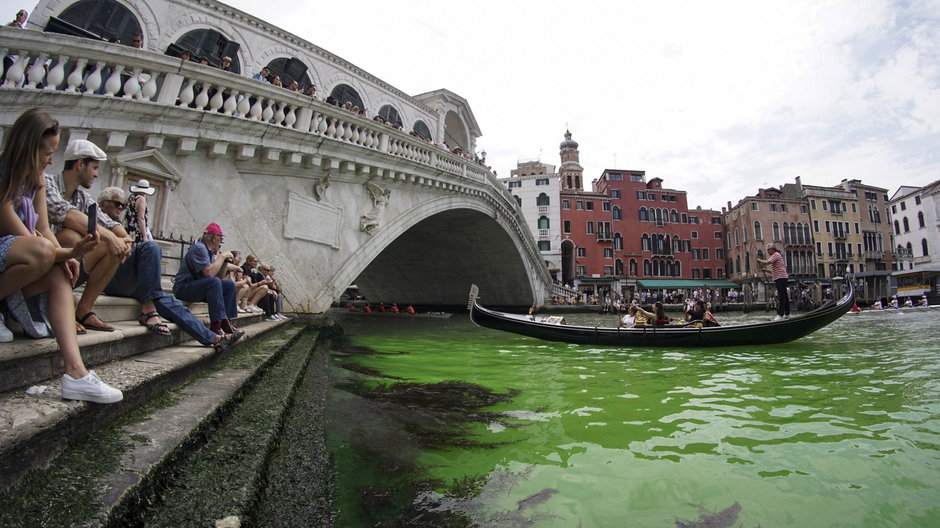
left=503, top=161, right=562, bottom=281
left=889, top=180, right=940, bottom=271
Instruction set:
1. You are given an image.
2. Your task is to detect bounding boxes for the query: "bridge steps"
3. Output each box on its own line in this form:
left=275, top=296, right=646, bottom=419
left=0, top=291, right=302, bottom=496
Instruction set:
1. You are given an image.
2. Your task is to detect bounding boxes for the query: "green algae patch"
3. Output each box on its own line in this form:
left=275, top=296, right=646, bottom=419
left=128, top=329, right=320, bottom=527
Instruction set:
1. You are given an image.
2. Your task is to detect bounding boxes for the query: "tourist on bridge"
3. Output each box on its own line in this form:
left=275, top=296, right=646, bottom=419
left=0, top=108, right=121, bottom=402
left=173, top=222, right=242, bottom=338
left=98, top=187, right=242, bottom=351
left=44, top=139, right=130, bottom=333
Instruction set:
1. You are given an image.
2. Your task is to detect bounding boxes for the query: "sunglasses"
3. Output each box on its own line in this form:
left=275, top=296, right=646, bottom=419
left=103, top=199, right=125, bottom=210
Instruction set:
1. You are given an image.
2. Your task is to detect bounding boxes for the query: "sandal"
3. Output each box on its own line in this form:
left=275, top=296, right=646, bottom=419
left=138, top=311, right=171, bottom=335
left=77, top=311, right=115, bottom=332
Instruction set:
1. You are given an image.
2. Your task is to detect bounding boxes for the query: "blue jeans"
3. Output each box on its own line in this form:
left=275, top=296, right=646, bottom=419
left=173, top=275, right=238, bottom=324
left=104, top=241, right=218, bottom=346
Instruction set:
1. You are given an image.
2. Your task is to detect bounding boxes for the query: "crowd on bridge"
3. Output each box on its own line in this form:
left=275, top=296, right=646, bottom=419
left=0, top=107, right=289, bottom=404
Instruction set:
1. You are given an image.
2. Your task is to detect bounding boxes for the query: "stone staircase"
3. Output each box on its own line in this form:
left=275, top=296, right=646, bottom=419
left=0, top=289, right=333, bottom=526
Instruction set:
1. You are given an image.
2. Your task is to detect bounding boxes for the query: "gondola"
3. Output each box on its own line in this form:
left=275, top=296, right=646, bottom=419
left=469, top=282, right=854, bottom=347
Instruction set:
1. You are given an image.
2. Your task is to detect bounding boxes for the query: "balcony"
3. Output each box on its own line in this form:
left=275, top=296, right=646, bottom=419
left=538, top=206, right=549, bottom=214
left=833, top=232, right=847, bottom=240
left=538, top=229, right=550, bottom=239
left=864, top=250, right=884, bottom=260
left=596, top=231, right=612, bottom=242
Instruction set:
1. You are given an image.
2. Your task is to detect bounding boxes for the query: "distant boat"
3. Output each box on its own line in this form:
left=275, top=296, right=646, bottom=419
left=469, top=283, right=854, bottom=347
left=846, top=304, right=939, bottom=316
left=334, top=308, right=453, bottom=319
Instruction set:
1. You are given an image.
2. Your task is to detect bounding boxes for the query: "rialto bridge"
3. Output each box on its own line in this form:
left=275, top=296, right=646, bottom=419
left=0, top=3, right=560, bottom=311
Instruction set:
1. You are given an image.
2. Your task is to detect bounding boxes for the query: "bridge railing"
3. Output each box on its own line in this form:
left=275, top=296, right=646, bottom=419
left=0, top=28, right=494, bottom=186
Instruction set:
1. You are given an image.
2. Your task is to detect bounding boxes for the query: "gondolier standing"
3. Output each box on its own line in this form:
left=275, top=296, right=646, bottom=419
left=758, top=244, right=789, bottom=321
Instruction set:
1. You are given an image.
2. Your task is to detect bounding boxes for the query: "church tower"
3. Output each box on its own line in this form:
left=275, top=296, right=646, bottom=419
left=559, top=130, right=584, bottom=191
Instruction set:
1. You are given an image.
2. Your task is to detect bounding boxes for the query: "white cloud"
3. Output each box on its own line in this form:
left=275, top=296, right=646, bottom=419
left=10, top=0, right=931, bottom=209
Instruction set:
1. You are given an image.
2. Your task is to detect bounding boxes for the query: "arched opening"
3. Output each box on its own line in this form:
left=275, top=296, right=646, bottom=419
left=613, top=206, right=622, bottom=221
left=629, top=259, right=637, bottom=277
left=615, top=259, right=624, bottom=276
left=412, top=120, right=432, bottom=141
left=328, top=84, right=364, bottom=109
left=167, top=28, right=242, bottom=72
left=561, top=239, right=576, bottom=286
left=443, top=110, right=469, bottom=152
left=377, top=104, right=401, bottom=127
left=52, top=0, right=142, bottom=44
left=536, top=193, right=550, bottom=206
left=538, top=216, right=550, bottom=229
left=261, top=57, right=311, bottom=90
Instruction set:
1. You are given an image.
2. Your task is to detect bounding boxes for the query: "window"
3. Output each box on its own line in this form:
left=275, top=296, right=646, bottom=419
left=563, top=220, right=570, bottom=234
left=604, top=248, right=613, bottom=258
left=692, top=249, right=701, bottom=259
left=915, top=195, right=922, bottom=205
left=607, top=172, right=623, bottom=181
left=894, top=220, right=900, bottom=235
left=903, top=218, right=910, bottom=232
left=168, top=28, right=243, bottom=73
left=671, top=210, right=679, bottom=223
left=702, top=248, right=709, bottom=260
left=586, top=201, right=594, bottom=211
left=692, top=268, right=701, bottom=279
left=714, top=231, right=722, bottom=239
left=918, top=212, right=925, bottom=228
left=577, top=247, right=586, bottom=257
left=900, top=201, right=906, bottom=211
left=851, top=203, right=857, bottom=213
left=770, top=203, right=777, bottom=212
left=576, top=201, right=584, bottom=210
left=562, top=200, right=570, bottom=210
left=637, top=191, right=646, bottom=200
left=535, top=178, right=549, bottom=186
left=577, top=265, right=586, bottom=277
left=630, top=259, right=637, bottom=276
left=691, top=231, right=698, bottom=239
left=649, top=194, right=657, bottom=201
left=329, top=84, right=364, bottom=110
left=639, top=208, right=649, bottom=221
left=751, top=202, right=759, bottom=210
left=854, top=223, right=859, bottom=234
left=682, top=213, right=688, bottom=223
left=892, top=204, right=897, bottom=214
left=811, top=200, right=817, bottom=210
left=614, top=233, right=623, bottom=250
left=754, top=221, right=763, bottom=240
left=773, top=222, right=781, bottom=240
left=716, top=248, right=724, bottom=260
left=603, top=202, right=611, bottom=211
left=822, top=201, right=828, bottom=211
left=611, top=190, right=621, bottom=198
left=586, top=222, right=594, bottom=235
left=538, top=216, right=550, bottom=229
left=923, top=238, right=930, bottom=257
left=538, top=240, right=550, bottom=251
left=825, top=221, right=831, bottom=233
left=604, top=266, right=614, bottom=276
left=613, top=206, right=622, bottom=220
left=535, top=193, right=550, bottom=207
left=781, top=204, right=788, bottom=212
left=712, top=216, right=721, bottom=224
left=508, top=181, right=521, bottom=188
left=641, top=234, right=651, bottom=251
left=631, top=174, right=644, bottom=182
left=801, top=204, right=809, bottom=213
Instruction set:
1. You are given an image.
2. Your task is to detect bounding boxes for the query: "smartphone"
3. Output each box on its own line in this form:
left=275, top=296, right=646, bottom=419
left=87, top=203, right=97, bottom=237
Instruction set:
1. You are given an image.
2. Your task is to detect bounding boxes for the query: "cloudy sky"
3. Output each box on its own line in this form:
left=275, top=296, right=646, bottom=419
left=10, top=0, right=939, bottom=210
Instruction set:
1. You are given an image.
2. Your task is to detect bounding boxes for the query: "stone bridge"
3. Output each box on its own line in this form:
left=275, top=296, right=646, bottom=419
left=0, top=28, right=559, bottom=311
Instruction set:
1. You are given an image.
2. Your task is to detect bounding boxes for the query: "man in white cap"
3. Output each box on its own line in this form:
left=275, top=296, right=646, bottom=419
left=45, top=139, right=132, bottom=333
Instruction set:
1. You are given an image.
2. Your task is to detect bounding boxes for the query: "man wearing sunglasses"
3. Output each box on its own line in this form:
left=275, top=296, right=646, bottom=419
left=98, top=187, right=241, bottom=351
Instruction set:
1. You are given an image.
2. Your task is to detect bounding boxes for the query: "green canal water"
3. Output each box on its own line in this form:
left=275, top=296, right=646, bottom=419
left=326, top=310, right=940, bottom=527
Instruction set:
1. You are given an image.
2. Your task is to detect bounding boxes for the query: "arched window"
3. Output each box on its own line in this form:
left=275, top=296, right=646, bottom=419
left=906, top=242, right=913, bottom=255
left=643, top=259, right=652, bottom=276
left=923, top=239, right=930, bottom=256
left=663, top=235, right=672, bottom=255
left=377, top=105, right=402, bottom=127
left=803, top=223, right=811, bottom=244
left=772, top=222, right=780, bottom=241
left=655, top=208, right=663, bottom=223
left=265, top=57, right=312, bottom=90
left=55, top=0, right=142, bottom=46
left=537, top=193, right=550, bottom=206
left=413, top=120, right=432, bottom=141
left=538, top=216, right=550, bottom=229
left=639, top=207, right=648, bottom=221
left=754, top=221, right=762, bottom=240
left=614, top=233, right=623, bottom=251
left=735, top=256, right=741, bottom=273
left=671, top=209, right=679, bottom=223
left=894, top=220, right=901, bottom=235
left=513, top=195, right=521, bottom=207
left=918, top=212, right=925, bottom=228
left=734, top=228, right=739, bottom=246
left=903, top=217, right=910, bottom=232
left=674, top=260, right=681, bottom=277
left=613, top=206, right=622, bottom=221
left=169, top=29, right=242, bottom=72
left=641, top=234, right=650, bottom=251
left=674, top=237, right=682, bottom=252
left=629, top=259, right=637, bottom=276
left=796, top=223, right=805, bottom=244
left=329, top=84, right=364, bottom=109
left=615, top=259, right=624, bottom=276
left=745, top=252, right=751, bottom=273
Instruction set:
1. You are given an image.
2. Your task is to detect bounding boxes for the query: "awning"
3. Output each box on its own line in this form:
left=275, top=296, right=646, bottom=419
left=636, top=279, right=739, bottom=289
left=579, top=277, right=615, bottom=282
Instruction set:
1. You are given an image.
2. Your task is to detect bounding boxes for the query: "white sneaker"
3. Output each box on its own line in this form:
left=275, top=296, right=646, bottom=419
left=265, top=315, right=279, bottom=321
left=247, top=304, right=263, bottom=314
left=772, top=315, right=784, bottom=321
left=61, top=370, right=123, bottom=404
left=783, top=315, right=790, bottom=320
left=0, top=314, right=12, bottom=343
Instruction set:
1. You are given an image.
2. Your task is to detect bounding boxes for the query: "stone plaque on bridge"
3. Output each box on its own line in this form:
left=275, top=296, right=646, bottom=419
left=284, top=191, right=342, bottom=249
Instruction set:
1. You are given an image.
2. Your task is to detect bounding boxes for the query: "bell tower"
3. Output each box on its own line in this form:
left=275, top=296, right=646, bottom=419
left=559, top=130, right=584, bottom=191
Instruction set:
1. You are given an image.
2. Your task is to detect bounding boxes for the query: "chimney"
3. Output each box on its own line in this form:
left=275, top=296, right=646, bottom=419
left=795, top=176, right=802, bottom=191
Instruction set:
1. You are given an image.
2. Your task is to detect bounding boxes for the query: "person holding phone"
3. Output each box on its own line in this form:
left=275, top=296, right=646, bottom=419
left=0, top=108, right=122, bottom=402
left=44, top=139, right=133, bottom=333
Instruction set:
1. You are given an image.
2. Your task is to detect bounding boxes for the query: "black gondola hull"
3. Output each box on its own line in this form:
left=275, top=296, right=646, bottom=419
left=470, top=284, right=854, bottom=347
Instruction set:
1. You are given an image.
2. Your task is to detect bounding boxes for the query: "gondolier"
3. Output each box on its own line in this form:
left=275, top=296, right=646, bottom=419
left=757, top=244, right=789, bottom=321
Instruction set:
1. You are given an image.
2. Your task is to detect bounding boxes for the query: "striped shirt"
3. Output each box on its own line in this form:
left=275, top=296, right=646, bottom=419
left=767, top=251, right=788, bottom=280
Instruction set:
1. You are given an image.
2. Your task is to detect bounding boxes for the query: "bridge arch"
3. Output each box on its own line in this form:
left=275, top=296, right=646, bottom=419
left=317, top=195, right=538, bottom=308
